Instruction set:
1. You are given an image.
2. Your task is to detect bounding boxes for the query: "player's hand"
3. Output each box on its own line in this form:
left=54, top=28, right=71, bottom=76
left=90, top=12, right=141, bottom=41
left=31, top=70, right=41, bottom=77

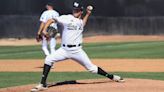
left=37, top=31, right=41, bottom=35
left=86, top=5, right=93, bottom=15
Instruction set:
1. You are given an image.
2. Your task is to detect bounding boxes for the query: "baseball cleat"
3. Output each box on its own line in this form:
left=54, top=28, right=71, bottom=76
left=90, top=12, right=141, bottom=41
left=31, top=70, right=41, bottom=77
left=31, top=84, right=48, bottom=92
left=113, top=75, right=125, bottom=83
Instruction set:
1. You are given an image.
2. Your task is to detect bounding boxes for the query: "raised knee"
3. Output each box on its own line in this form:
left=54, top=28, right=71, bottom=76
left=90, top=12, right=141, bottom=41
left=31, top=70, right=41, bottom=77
left=88, top=65, right=98, bottom=74
left=45, top=55, right=53, bottom=66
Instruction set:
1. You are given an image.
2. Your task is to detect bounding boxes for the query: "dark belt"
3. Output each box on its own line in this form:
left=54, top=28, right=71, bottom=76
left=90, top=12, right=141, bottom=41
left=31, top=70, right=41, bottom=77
left=63, top=44, right=81, bottom=48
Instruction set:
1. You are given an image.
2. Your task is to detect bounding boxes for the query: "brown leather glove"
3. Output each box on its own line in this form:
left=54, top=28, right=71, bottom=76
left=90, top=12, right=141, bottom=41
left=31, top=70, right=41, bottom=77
left=44, top=34, right=50, bottom=41
left=36, top=34, right=42, bottom=42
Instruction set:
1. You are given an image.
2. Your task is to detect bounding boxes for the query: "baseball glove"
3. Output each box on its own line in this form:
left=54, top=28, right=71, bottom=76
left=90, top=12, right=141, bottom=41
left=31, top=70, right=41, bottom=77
left=47, top=26, right=59, bottom=38
left=36, top=34, right=42, bottom=42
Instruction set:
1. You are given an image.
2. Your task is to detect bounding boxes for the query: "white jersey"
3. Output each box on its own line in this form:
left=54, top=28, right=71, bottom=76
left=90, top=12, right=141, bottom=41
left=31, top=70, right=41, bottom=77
left=40, top=9, right=59, bottom=29
left=44, top=14, right=98, bottom=75
left=56, top=14, right=84, bottom=45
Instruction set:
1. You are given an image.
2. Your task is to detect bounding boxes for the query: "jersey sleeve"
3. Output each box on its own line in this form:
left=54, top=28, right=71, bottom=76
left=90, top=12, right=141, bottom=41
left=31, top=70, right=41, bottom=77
left=56, top=12, right=60, bottom=17
left=39, top=12, right=47, bottom=23
left=55, top=15, right=64, bottom=23
left=52, top=11, right=59, bottom=19
left=80, top=19, right=84, bottom=27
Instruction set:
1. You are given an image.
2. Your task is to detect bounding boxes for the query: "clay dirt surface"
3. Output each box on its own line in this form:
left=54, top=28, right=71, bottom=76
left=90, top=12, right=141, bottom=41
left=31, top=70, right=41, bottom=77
left=0, top=35, right=164, bottom=92
left=0, top=59, right=164, bottom=72
left=0, top=79, right=164, bottom=92
left=0, top=35, right=164, bottom=46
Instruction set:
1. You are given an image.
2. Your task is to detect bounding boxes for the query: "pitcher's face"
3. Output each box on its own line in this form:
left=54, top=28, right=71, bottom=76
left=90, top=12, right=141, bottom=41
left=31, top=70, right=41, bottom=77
left=73, top=9, right=83, bottom=18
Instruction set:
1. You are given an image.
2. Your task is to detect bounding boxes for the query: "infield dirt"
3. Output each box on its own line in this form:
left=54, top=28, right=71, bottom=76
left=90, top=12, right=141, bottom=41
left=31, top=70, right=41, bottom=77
left=0, top=79, right=164, bottom=92
left=0, top=59, right=164, bottom=72
left=0, top=35, right=164, bottom=46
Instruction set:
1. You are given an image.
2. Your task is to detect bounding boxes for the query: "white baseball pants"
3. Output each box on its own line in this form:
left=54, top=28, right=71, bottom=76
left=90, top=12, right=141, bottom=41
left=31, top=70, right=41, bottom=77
left=45, top=47, right=98, bottom=73
left=42, top=36, right=56, bottom=56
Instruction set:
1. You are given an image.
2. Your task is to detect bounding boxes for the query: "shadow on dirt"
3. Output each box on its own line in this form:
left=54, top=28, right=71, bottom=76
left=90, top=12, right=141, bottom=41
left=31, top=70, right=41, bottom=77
left=48, top=80, right=110, bottom=88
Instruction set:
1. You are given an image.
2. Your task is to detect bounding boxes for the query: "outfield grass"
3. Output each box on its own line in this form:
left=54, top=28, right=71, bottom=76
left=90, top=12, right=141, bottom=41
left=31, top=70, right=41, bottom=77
left=0, top=41, right=164, bottom=59
left=0, top=72, right=164, bottom=88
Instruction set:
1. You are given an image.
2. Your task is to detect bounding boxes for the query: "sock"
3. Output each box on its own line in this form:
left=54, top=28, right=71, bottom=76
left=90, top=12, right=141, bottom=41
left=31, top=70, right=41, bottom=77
left=97, top=67, right=114, bottom=79
left=41, top=64, right=51, bottom=87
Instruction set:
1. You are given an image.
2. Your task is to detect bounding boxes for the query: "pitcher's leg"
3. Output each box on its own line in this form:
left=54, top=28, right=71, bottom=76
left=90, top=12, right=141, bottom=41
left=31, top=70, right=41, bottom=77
left=50, top=37, right=56, bottom=54
left=42, top=36, right=50, bottom=56
left=44, top=48, right=68, bottom=66
left=41, top=48, right=68, bottom=87
left=71, top=49, right=124, bottom=82
left=71, top=50, right=98, bottom=73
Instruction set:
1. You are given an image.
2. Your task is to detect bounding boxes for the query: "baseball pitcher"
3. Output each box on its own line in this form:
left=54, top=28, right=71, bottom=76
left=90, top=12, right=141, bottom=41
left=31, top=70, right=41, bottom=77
left=31, top=2, right=124, bottom=92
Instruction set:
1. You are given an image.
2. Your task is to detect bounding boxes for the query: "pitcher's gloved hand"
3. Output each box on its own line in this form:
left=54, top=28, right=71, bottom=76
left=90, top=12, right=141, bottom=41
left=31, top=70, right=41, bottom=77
left=47, top=26, right=58, bottom=38
left=44, top=34, right=50, bottom=41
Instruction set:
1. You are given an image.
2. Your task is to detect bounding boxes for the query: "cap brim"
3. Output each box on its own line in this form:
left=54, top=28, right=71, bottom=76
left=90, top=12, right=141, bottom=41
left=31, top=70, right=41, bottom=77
left=73, top=7, right=83, bottom=11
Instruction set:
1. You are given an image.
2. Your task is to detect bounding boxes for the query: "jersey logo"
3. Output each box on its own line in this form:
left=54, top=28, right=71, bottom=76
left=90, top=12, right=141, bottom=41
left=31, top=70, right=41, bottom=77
left=67, top=23, right=78, bottom=30
left=79, top=26, right=83, bottom=30
left=71, top=20, right=74, bottom=22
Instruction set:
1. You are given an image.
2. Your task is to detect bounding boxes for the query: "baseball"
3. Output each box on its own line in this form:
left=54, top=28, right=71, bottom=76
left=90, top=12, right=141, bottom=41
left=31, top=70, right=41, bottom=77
left=87, top=6, right=93, bottom=11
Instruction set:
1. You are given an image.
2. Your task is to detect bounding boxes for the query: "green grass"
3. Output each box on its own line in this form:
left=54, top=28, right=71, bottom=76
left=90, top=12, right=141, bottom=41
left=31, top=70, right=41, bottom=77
left=0, top=41, right=164, bottom=59
left=0, top=72, right=164, bottom=88
left=84, top=41, right=164, bottom=59
left=0, top=45, right=44, bottom=59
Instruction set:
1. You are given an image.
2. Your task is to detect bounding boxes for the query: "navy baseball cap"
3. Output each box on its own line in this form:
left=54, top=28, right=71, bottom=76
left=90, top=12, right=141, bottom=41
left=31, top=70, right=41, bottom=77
left=73, top=2, right=83, bottom=11
left=46, top=2, right=54, bottom=7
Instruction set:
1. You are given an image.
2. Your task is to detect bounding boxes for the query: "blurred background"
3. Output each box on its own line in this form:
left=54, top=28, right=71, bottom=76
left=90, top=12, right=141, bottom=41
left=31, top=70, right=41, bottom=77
left=0, top=0, right=164, bottom=38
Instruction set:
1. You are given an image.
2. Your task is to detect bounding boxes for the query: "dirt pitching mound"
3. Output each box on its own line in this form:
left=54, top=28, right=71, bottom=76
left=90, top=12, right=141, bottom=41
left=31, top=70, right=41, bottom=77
left=0, top=79, right=164, bottom=92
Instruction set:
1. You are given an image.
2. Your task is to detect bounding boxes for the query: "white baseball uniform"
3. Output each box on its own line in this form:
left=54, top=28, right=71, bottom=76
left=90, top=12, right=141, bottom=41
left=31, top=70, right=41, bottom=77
left=45, top=14, right=98, bottom=73
left=40, top=9, right=59, bottom=56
